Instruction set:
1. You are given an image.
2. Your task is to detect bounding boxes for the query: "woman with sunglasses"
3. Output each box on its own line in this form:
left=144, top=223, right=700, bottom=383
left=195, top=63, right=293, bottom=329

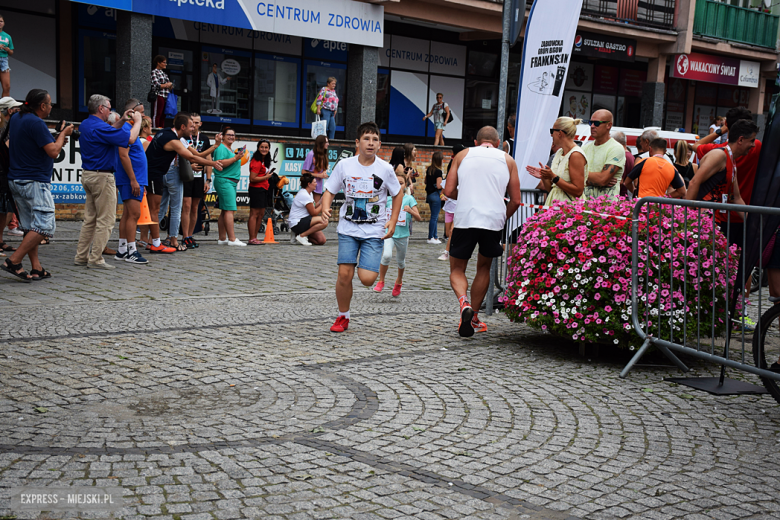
left=526, top=117, right=587, bottom=207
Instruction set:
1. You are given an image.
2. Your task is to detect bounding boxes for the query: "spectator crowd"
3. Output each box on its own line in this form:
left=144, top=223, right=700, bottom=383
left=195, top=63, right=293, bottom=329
left=0, top=69, right=768, bottom=339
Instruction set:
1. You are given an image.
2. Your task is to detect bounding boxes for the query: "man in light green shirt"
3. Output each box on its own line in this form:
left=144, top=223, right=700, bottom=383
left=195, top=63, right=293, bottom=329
left=582, top=109, right=626, bottom=200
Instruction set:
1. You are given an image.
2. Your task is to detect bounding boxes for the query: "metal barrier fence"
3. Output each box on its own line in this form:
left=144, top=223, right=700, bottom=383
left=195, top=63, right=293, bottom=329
left=485, top=189, right=544, bottom=316
left=619, top=197, right=780, bottom=390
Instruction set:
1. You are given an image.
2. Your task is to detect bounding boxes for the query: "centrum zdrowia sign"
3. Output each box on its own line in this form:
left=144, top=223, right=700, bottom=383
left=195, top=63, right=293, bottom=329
left=69, top=0, right=384, bottom=47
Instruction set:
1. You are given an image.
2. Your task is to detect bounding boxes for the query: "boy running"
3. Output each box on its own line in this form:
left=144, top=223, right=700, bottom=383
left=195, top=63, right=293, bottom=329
left=374, top=173, right=422, bottom=296
left=321, top=122, right=403, bottom=332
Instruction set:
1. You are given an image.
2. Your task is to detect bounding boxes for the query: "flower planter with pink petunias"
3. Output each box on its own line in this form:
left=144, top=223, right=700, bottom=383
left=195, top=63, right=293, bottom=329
left=501, top=197, right=740, bottom=348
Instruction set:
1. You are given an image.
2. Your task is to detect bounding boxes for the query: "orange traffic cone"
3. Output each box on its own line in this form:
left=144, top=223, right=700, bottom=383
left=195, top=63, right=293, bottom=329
left=137, top=193, right=157, bottom=225
left=262, top=218, right=278, bottom=244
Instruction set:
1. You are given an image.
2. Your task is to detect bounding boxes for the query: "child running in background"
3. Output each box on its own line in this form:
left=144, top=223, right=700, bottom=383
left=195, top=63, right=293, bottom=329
left=374, top=173, right=421, bottom=296
left=438, top=176, right=457, bottom=261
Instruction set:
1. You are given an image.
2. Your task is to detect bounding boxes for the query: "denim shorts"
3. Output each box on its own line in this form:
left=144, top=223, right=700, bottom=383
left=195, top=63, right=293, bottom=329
left=8, top=180, right=56, bottom=237
left=0, top=57, right=9, bottom=73
left=337, top=234, right=383, bottom=273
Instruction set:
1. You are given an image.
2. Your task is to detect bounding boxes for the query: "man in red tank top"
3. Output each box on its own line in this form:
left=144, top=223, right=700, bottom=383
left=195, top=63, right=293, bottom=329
left=686, top=119, right=758, bottom=216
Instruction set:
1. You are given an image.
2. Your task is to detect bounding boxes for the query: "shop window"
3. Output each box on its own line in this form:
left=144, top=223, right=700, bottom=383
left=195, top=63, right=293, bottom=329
left=4, top=11, right=57, bottom=103
left=464, top=79, right=498, bottom=142
left=467, top=50, right=499, bottom=78
left=79, top=30, right=116, bottom=112
left=158, top=47, right=195, bottom=113
left=200, top=46, right=251, bottom=125
left=254, top=54, right=300, bottom=127
left=303, top=61, right=347, bottom=130
left=376, top=69, right=390, bottom=134
left=764, top=80, right=778, bottom=113
left=664, top=77, right=687, bottom=131
left=0, top=0, right=55, bottom=14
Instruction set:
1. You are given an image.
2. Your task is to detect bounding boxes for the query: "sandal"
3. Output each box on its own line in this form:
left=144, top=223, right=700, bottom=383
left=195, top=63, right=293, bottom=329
left=1, top=258, right=32, bottom=283
left=163, top=238, right=187, bottom=252
left=29, top=268, right=52, bottom=281
left=39, top=237, right=50, bottom=245
left=0, top=241, right=16, bottom=252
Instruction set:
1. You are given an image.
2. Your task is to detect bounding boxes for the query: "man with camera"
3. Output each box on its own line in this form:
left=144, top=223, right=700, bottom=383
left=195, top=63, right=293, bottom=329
left=1, top=89, right=70, bottom=282
left=75, top=94, right=142, bottom=269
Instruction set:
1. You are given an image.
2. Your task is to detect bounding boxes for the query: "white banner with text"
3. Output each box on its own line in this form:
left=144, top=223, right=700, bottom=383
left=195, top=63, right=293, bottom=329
left=513, top=0, right=584, bottom=189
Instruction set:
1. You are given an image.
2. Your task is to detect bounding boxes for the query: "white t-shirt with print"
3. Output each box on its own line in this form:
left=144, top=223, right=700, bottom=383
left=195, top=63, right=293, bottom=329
left=288, top=189, right=314, bottom=228
left=324, top=155, right=401, bottom=239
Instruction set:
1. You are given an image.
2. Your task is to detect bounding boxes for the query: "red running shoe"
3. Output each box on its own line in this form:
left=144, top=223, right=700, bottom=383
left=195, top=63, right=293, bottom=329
left=392, top=283, right=402, bottom=297
left=149, top=244, right=176, bottom=254
left=458, top=304, right=474, bottom=338
left=471, top=316, right=487, bottom=333
left=330, top=316, right=349, bottom=332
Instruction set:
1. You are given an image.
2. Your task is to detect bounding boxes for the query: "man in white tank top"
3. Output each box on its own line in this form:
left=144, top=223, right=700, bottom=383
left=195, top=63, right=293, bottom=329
left=442, top=126, right=522, bottom=337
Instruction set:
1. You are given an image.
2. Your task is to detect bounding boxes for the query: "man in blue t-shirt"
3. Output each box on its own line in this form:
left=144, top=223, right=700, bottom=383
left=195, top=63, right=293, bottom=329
left=1, top=89, right=71, bottom=282
left=74, top=93, right=141, bottom=269
left=113, top=98, right=149, bottom=265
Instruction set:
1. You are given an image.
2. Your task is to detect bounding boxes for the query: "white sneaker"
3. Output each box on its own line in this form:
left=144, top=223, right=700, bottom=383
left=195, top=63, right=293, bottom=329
left=218, top=239, right=229, bottom=245
left=438, top=251, right=449, bottom=261
left=7, top=228, right=23, bottom=236
left=296, top=235, right=312, bottom=246
left=427, top=238, right=442, bottom=245
left=228, top=239, right=247, bottom=246
left=290, top=231, right=297, bottom=244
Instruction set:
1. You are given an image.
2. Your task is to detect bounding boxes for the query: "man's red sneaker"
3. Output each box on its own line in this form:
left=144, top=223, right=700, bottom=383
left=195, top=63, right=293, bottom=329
left=458, top=305, right=474, bottom=337
left=471, top=316, right=487, bottom=333
left=149, top=244, right=176, bottom=254
left=330, top=316, right=349, bottom=332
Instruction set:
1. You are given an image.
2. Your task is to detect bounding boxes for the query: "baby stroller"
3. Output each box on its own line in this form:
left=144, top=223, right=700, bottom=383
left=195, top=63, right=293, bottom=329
left=194, top=197, right=212, bottom=236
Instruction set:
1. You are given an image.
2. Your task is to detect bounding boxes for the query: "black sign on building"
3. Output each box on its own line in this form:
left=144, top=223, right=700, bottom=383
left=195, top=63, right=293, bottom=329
left=573, top=31, right=637, bottom=62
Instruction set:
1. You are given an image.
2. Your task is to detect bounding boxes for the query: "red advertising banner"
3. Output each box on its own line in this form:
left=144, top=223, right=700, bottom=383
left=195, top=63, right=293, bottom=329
left=670, top=52, right=740, bottom=86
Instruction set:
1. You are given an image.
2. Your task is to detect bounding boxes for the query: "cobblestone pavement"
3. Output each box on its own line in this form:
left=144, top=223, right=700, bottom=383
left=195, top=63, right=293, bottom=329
left=1, top=223, right=780, bottom=519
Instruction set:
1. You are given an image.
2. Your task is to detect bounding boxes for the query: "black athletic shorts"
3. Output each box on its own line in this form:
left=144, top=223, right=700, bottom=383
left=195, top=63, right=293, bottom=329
left=183, top=176, right=205, bottom=198
left=249, top=186, right=271, bottom=209
left=291, top=215, right=312, bottom=235
left=450, top=227, right=504, bottom=260
left=147, top=178, right=165, bottom=196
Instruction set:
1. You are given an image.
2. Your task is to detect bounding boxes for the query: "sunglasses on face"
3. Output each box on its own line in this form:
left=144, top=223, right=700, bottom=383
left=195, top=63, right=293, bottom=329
left=589, top=120, right=610, bottom=127
left=549, top=128, right=562, bottom=135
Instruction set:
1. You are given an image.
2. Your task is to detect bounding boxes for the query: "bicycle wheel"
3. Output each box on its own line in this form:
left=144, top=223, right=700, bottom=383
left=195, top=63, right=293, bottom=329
left=752, top=302, right=780, bottom=404
left=751, top=268, right=761, bottom=294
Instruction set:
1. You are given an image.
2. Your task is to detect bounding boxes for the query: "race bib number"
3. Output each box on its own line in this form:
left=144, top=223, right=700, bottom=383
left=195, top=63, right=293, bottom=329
left=386, top=207, right=407, bottom=225
left=345, top=177, right=374, bottom=199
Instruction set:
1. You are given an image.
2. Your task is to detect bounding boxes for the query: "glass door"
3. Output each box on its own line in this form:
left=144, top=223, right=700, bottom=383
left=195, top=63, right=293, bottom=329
left=157, top=46, right=195, bottom=114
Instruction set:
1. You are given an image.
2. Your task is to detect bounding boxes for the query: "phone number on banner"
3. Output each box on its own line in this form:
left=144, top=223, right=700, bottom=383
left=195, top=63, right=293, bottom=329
left=51, top=184, right=86, bottom=203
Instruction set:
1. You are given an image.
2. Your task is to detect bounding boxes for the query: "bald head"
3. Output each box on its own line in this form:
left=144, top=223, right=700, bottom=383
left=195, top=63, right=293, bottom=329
left=475, top=126, right=500, bottom=146
left=589, top=109, right=614, bottom=143
left=592, top=109, right=613, bottom=123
